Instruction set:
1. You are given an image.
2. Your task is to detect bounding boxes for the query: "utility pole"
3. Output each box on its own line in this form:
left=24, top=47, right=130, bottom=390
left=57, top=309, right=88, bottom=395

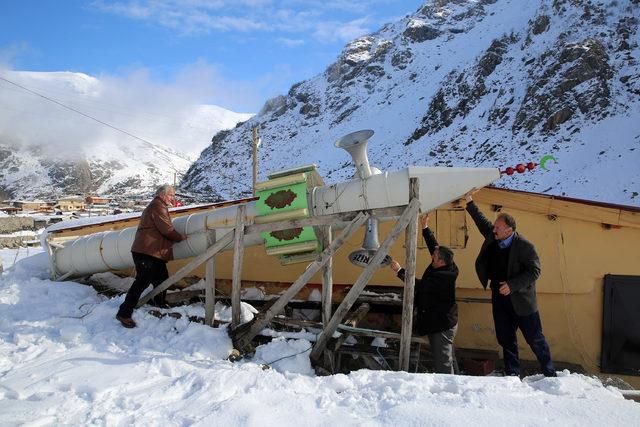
left=252, top=127, right=260, bottom=196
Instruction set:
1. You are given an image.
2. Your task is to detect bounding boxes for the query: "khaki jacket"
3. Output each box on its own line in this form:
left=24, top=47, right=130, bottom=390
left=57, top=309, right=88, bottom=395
left=131, top=197, right=184, bottom=261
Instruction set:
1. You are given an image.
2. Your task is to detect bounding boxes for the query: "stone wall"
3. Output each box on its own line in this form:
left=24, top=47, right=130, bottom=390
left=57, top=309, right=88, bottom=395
left=0, top=217, right=35, bottom=233
left=0, top=235, right=39, bottom=249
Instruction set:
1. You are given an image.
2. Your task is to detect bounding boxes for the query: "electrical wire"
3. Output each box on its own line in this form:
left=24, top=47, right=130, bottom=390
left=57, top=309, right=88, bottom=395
left=261, top=343, right=313, bottom=366
left=375, top=345, right=392, bottom=370
left=0, top=76, right=253, bottom=195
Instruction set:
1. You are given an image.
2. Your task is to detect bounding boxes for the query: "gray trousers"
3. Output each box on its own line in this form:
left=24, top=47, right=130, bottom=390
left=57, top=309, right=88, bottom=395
left=427, top=323, right=458, bottom=374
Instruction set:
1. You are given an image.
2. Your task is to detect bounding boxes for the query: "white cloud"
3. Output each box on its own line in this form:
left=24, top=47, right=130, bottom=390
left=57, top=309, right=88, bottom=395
left=0, top=64, right=254, bottom=158
left=0, top=43, right=31, bottom=68
left=312, top=17, right=372, bottom=43
left=90, top=0, right=397, bottom=41
left=276, top=37, right=305, bottom=47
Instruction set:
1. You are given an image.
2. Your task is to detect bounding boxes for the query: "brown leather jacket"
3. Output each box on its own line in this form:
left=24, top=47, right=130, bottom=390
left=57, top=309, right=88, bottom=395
left=131, top=197, right=185, bottom=261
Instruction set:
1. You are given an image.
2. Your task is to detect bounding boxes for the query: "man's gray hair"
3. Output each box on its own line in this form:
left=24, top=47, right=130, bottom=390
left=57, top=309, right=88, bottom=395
left=155, top=184, right=174, bottom=197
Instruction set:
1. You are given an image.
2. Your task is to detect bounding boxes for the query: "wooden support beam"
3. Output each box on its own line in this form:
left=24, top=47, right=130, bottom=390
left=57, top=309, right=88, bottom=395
left=399, top=177, right=419, bottom=371
left=231, top=211, right=369, bottom=352
left=331, top=303, right=370, bottom=352
left=231, top=204, right=246, bottom=328
left=321, top=225, right=332, bottom=328
left=243, top=206, right=405, bottom=236
left=136, top=230, right=234, bottom=307
left=204, top=230, right=217, bottom=326
left=309, top=198, right=421, bottom=363
left=271, top=317, right=430, bottom=344
left=252, top=126, right=259, bottom=197
left=204, top=255, right=216, bottom=326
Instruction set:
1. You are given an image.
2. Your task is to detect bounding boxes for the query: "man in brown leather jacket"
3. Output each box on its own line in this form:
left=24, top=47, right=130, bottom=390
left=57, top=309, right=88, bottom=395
left=116, top=185, right=186, bottom=328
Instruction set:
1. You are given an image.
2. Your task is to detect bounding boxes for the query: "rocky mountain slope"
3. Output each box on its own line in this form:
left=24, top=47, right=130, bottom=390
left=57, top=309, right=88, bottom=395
left=182, top=0, right=640, bottom=206
left=0, top=71, right=252, bottom=200
left=0, top=139, right=192, bottom=200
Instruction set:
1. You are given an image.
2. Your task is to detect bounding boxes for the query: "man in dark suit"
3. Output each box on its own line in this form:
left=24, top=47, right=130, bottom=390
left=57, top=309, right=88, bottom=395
left=390, top=213, right=458, bottom=374
left=465, top=189, right=555, bottom=377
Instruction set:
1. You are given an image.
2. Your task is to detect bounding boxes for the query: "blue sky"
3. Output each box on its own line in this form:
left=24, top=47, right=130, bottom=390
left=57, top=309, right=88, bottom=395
left=1, top=0, right=424, bottom=112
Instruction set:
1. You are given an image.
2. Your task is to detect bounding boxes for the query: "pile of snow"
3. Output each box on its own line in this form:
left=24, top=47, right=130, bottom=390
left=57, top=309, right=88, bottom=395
left=1, top=248, right=639, bottom=424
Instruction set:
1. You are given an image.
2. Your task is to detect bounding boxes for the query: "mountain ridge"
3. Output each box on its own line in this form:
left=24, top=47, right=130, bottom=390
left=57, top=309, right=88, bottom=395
left=182, top=0, right=640, bottom=206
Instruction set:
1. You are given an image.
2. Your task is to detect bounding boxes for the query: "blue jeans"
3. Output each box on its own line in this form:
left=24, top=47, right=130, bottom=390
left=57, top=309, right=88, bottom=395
left=492, top=291, right=555, bottom=376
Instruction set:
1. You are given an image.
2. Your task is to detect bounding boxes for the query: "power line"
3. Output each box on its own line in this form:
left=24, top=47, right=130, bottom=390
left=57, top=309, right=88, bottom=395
left=0, top=76, right=253, bottom=194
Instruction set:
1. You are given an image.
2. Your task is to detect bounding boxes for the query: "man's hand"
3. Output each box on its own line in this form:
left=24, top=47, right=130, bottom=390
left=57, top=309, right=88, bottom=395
left=390, top=260, right=401, bottom=273
left=499, top=281, right=511, bottom=296
left=420, top=212, right=430, bottom=229
left=180, top=233, right=187, bottom=241
left=464, top=187, right=480, bottom=203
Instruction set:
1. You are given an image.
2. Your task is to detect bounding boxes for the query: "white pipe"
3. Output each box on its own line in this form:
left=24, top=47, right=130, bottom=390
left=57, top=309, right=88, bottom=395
left=311, top=166, right=499, bottom=215
left=48, top=166, right=500, bottom=278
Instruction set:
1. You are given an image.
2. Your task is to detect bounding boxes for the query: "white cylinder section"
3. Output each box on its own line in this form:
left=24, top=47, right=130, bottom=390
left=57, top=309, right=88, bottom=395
left=311, top=166, right=500, bottom=216
left=48, top=166, right=500, bottom=278
left=51, top=202, right=259, bottom=278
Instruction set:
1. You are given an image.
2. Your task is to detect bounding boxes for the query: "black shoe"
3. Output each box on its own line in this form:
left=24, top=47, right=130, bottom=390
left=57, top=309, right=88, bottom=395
left=116, top=314, right=136, bottom=328
left=544, top=371, right=557, bottom=377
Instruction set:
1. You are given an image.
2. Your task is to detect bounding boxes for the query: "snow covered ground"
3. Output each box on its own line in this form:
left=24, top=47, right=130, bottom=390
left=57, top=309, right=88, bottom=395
left=1, top=248, right=639, bottom=425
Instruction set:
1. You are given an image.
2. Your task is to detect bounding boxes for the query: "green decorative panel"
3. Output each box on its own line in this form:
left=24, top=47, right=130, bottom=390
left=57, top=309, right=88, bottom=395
left=255, top=181, right=308, bottom=216
left=262, top=226, right=317, bottom=249
left=255, top=167, right=324, bottom=261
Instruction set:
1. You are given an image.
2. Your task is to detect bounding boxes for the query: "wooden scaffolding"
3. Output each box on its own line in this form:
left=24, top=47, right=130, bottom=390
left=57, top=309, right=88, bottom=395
left=136, top=178, right=422, bottom=372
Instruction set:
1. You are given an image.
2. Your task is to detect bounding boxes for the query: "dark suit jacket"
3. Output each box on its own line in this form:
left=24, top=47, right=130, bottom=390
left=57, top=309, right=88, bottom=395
left=466, top=201, right=541, bottom=316
left=397, top=227, right=458, bottom=334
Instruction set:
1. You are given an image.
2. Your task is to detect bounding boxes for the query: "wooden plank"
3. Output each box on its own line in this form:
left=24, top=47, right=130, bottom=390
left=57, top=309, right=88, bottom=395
left=452, top=209, right=467, bottom=248
left=310, top=198, right=420, bottom=362
left=204, top=256, right=216, bottom=326
left=436, top=209, right=451, bottom=247
left=231, top=204, right=246, bottom=328
left=331, top=303, right=370, bottom=352
left=231, top=212, right=370, bottom=351
left=321, top=225, right=333, bottom=328
left=136, top=230, right=234, bottom=307
left=243, top=206, right=405, bottom=236
left=619, top=210, right=640, bottom=228
left=399, top=178, right=419, bottom=371
left=475, top=187, right=636, bottom=228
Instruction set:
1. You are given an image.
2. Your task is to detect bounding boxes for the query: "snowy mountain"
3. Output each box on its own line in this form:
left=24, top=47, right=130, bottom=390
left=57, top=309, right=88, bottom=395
left=0, top=71, right=252, bottom=200
left=182, top=0, right=640, bottom=206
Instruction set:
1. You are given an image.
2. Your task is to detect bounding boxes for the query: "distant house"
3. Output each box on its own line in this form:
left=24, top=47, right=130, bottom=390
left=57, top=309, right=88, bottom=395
left=13, top=200, right=45, bottom=211
left=0, top=206, right=20, bottom=215
left=85, top=196, right=110, bottom=205
left=37, top=206, right=55, bottom=214
left=56, top=196, right=86, bottom=212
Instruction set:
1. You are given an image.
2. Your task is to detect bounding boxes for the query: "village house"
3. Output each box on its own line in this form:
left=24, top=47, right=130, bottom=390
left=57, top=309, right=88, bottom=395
left=12, top=200, right=46, bottom=211
left=85, top=196, right=111, bottom=206
left=0, top=206, right=20, bottom=215
left=55, top=196, right=86, bottom=212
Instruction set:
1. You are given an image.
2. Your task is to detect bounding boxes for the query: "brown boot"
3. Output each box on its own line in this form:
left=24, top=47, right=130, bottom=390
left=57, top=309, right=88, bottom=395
left=116, top=314, right=136, bottom=328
